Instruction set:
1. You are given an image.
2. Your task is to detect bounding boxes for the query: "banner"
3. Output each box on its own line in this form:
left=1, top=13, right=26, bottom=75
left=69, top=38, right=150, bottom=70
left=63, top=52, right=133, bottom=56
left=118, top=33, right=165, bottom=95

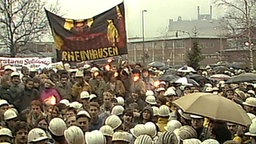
left=45, top=2, right=127, bottom=62
left=0, top=57, right=52, bottom=69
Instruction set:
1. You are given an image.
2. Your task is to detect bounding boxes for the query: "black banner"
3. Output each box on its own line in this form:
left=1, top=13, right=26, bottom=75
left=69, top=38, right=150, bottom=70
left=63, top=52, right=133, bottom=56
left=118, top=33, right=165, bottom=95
left=45, top=3, right=127, bottom=62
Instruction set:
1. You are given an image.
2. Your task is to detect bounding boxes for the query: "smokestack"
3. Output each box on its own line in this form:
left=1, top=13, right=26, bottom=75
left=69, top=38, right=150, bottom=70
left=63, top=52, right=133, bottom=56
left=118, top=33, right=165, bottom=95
left=197, top=6, right=200, bottom=20
left=210, top=5, right=212, bottom=19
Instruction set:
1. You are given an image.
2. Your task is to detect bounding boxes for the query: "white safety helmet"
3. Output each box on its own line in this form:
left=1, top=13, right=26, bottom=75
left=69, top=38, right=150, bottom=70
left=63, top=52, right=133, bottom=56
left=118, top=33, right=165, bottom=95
left=164, top=120, right=182, bottom=133
left=146, top=90, right=154, bottom=96
left=151, top=106, right=159, bottom=116
left=48, top=118, right=67, bottom=136
left=183, top=138, right=202, bottom=144
left=201, top=139, right=220, bottom=144
left=0, top=99, right=9, bottom=107
left=90, top=67, right=99, bottom=73
left=28, top=128, right=48, bottom=143
left=80, top=91, right=90, bottom=99
left=247, top=113, right=256, bottom=121
left=105, top=115, right=122, bottom=130
left=112, top=131, right=132, bottom=143
left=130, top=124, right=147, bottom=138
left=245, top=122, right=256, bottom=136
left=243, top=97, right=256, bottom=107
left=134, top=135, right=153, bottom=144
left=145, top=96, right=157, bottom=105
left=0, top=128, right=13, bottom=138
left=116, top=97, right=125, bottom=106
left=64, top=126, right=85, bottom=144
left=164, top=88, right=176, bottom=96
left=144, top=122, right=157, bottom=138
left=111, top=105, right=125, bottom=116
left=89, top=94, right=97, bottom=101
left=156, top=131, right=179, bottom=144
left=158, top=105, right=170, bottom=117
left=77, top=110, right=91, bottom=119
left=10, top=72, right=20, bottom=77
left=68, top=101, right=83, bottom=109
left=59, top=99, right=70, bottom=106
left=99, top=125, right=114, bottom=137
left=85, top=130, right=106, bottom=144
left=177, top=126, right=197, bottom=140
left=4, top=109, right=18, bottom=121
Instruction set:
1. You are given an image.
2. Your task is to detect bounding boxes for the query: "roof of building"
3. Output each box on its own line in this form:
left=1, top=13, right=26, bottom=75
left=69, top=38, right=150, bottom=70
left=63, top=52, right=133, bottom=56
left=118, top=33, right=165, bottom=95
left=168, top=19, right=228, bottom=37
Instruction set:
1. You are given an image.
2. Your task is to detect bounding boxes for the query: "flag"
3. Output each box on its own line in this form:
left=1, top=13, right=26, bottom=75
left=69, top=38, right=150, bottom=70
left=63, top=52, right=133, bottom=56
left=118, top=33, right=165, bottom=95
left=45, top=2, right=127, bottom=62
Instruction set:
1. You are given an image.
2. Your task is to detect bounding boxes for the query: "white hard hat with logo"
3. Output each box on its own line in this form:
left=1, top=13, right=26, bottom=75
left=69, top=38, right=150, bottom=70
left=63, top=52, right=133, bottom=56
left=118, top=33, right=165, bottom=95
left=90, top=67, right=99, bottom=73
left=4, top=109, right=18, bottom=121
left=28, top=128, right=48, bottom=143
left=85, top=130, right=106, bottom=144
left=99, top=125, right=114, bottom=137
left=134, top=135, right=153, bottom=144
left=64, top=126, right=85, bottom=144
left=105, top=115, right=122, bottom=130
left=48, top=118, right=67, bottom=136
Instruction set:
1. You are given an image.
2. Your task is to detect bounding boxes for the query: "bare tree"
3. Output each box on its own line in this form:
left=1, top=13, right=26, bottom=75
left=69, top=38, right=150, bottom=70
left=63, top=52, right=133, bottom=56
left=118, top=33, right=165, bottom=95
left=0, top=0, right=59, bottom=57
left=214, top=0, right=256, bottom=69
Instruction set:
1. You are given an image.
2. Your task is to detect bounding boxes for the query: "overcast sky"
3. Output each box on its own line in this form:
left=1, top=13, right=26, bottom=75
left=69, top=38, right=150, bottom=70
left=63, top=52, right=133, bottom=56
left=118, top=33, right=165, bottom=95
left=45, top=0, right=225, bottom=38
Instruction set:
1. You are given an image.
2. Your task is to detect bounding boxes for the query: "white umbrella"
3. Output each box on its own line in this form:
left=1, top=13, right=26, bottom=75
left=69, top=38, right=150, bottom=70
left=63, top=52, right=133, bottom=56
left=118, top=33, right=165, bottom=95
left=175, top=77, right=200, bottom=86
left=177, top=65, right=196, bottom=73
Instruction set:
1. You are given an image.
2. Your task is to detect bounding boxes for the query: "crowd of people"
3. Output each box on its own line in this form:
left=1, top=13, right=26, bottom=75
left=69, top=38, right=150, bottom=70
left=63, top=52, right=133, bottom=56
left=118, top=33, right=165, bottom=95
left=0, top=60, right=255, bottom=144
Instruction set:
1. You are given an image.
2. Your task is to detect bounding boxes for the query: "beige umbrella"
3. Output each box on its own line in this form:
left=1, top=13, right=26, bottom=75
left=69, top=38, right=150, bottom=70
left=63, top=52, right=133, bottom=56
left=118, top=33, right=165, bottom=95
left=173, top=92, right=251, bottom=126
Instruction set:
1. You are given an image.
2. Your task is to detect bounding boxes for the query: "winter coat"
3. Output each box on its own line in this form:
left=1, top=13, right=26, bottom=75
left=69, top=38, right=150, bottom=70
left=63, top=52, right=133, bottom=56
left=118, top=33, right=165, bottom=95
left=56, top=82, right=73, bottom=101
left=106, top=80, right=126, bottom=97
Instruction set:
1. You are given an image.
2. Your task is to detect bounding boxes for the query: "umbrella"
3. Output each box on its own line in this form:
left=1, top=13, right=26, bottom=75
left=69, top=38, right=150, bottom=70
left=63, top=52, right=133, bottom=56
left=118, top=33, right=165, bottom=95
left=177, top=65, right=196, bottom=73
left=209, top=74, right=231, bottom=81
left=212, top=66, right=229, bottom=73
left=148, top=62, right=165, bottom=68
left=225, top=73, right=256, bottom=84
left=158, top=74, right=180, bottom=82
left=173, top=93, right=251, bottom=126
left=174, top=77, right=200, bottom=86
left=187, top=74, right=210, bottom=82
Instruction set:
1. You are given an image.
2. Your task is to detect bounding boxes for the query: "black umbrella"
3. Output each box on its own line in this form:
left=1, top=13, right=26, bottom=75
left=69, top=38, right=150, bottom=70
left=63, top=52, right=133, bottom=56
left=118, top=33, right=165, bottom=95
left=148, top=62, right=165, bottom=68
left=187, top=74, right=211, bottom=84
left=225, top=73, right=256, bottom=84
left=158, top=74, right=180, bottom=82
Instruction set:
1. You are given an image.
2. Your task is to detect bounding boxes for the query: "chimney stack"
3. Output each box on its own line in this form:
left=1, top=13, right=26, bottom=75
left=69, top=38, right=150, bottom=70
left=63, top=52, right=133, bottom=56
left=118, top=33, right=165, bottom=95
left=197, top=6, right=200, bottom=20
left=210, top=5, right=212, bottom=19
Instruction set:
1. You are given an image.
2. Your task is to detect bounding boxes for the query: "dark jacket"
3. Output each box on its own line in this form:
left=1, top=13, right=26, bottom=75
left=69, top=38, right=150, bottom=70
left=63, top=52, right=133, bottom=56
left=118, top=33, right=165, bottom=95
left=18, top=88, right=39, bottom=111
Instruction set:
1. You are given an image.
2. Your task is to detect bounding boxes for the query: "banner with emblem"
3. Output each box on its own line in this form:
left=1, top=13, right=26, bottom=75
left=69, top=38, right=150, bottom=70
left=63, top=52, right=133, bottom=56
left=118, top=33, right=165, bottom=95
left=45, top=2, right=127, bottom=62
